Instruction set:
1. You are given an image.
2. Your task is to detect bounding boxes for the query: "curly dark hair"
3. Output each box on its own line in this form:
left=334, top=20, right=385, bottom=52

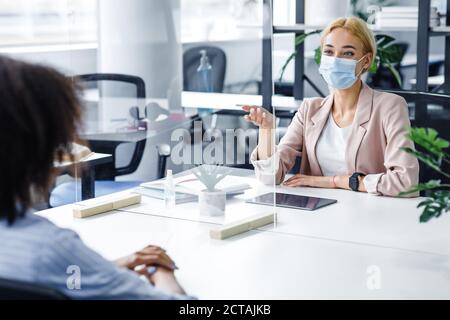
left=0, top=55, right=82, bottom=224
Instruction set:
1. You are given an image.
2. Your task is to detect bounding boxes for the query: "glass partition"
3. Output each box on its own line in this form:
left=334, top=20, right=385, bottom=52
left=4, top=0, right=449, bottom=302
left=63, top=0, right=277, bottom=228
left=0, top=0, right=277, bottom=225
left=182, top=0, right=263, bottom=95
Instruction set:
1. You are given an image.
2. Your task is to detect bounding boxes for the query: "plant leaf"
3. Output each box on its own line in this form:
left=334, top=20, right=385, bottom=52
left=314, top=47, right=322, bottom=66
left=278, top=52, right=296, bottom=82
left=376, top=34, right=396, bottom=47
left=368, top=56, right=379, bottom=74
left=399, top=180, right=443, bottom=196
left=406, top=127, right=450, bottom=158
left=295, top=34, right=309, bottom=47
left=382, top=61, right=402, bottom=87
left=279, top=31, right=322, bottom=82
left=402, top=127, right=450, bottom=223
left=417, top=191, right=450, bottom=223
left=402, top=147, right=449, bottom=178
left=294, top=30, right=321, bottom=47
left=379, top=44, right=403, bottom=64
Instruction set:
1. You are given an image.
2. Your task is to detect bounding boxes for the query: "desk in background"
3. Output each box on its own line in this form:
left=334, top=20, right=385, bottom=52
left=410, top=75, right=444, bottom=87
left=55, top=153, right=113, bottom=201
left=182, top=91, right=302, bottom=112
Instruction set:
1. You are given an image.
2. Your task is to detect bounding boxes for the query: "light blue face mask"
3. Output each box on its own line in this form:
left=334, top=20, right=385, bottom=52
left=319, top=55, right=367, bottom=90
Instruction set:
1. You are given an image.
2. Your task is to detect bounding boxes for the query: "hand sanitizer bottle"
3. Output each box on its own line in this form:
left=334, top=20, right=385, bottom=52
left=197, top=49, right=213, bottom=93
left=197, top=50, right=214, bottom=116
left=165, top=170, right=176, bottom=212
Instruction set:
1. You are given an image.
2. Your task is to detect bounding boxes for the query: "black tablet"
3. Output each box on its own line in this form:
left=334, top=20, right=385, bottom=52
left=246, top=193, right=337, bottom=211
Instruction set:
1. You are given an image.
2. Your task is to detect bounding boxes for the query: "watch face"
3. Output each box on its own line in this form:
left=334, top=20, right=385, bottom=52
left=350, top=174, right=359, bottom=191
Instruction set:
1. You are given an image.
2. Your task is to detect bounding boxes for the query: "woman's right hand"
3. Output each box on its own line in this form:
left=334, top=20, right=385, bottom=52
left=242, top=106, right=274, bottom=129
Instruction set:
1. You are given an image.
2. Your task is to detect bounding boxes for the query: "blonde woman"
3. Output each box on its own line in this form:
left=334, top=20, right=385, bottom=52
left=243, top=17, right=419, bottom=197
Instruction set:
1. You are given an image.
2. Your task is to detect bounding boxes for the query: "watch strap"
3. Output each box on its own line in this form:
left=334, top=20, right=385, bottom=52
left=350, top=172, right=366, bottom=192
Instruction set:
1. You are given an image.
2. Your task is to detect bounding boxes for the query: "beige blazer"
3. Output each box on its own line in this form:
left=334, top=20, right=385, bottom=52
left=253, top=82, right=420, bottom=197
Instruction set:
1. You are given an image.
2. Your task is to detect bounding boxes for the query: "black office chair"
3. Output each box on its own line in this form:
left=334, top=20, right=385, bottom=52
left=383, top=89, right=450, bottom=187
left=50, top=73, right=169, bottom=206
left=77, top=73, right=147, bottom=180
left=183, top=46, right=227, bottom=93
left=183, top=46, right=228, bottom=168
left=0, top=278, right=68, bottom=300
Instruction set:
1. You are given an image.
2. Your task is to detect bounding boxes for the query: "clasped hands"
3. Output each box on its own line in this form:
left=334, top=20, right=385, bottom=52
left=115, top=245, right=177, bottom=285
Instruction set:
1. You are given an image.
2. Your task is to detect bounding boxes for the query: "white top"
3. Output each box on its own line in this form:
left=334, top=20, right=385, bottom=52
left=316, top=115, right=352, bottom=177
left=250, top=120, right=384, bottom=194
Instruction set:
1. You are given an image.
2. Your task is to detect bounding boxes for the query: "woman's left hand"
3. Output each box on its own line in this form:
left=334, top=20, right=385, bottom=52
left=283, top=175, right=334, bottom=189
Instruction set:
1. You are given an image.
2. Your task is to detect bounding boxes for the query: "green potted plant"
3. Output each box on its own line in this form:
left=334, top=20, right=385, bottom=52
left=401, top=128, right=450, bottom=223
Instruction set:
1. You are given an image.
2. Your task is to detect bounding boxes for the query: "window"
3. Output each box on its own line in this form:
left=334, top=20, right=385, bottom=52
left=0, top=0, right=295, bottom=47
left=181, top=0, right=263, bottom=43
left=273, top=0, right=296, bottom=26
left=0, top=0, right=97, bottom=47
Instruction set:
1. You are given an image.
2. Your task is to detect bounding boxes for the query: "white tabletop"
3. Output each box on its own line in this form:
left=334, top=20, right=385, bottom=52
left=121, top=169, right=450, bottom=257
left=37, top=204, right=450, bottom=299
left=36, top=168, right=450, bottom=299
left=54, top=153, right=112, bottom=168
left=182, top=91, right=302, bottom=111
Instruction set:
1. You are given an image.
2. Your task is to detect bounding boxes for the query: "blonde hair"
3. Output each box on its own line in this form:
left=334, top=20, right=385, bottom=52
left=321, top=17, right=377, bottom=70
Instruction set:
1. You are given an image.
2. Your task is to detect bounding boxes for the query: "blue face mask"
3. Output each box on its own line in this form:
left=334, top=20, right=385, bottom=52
left=319, top=55, right=367, bottom=90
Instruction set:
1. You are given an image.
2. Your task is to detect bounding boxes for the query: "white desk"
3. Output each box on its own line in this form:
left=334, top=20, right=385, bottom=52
left=55, top=153, right=113, bottom=200
left=55, top=152, right=112, bottom=168
left=37, top=205, right=450, bottom=300
left=83, top=92, right=301, bottom=115
left=37, top=168, right=450, bottom=299
left=118, top=168, right=450, bottom=257
left=402, top=54, right=445, bottom=69
left=410, top=75, right=444, bottom=87
left=182, top=91, right=302, bottom=111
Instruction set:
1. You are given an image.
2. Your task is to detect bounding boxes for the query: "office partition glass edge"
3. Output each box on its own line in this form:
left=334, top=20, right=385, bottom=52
left=68, top=0, right=99, bottom=206
left=266, top=0, right=277, bottom=229
left=68, top=0, right=82, bottom=206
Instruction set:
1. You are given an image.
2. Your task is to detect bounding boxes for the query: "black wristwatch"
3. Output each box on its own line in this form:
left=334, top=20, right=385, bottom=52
left=349, top=173, right=366, bottom=192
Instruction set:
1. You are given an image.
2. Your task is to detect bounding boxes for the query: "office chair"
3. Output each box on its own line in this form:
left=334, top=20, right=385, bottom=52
left=183, top=46, right=227, bottom=93
left=50, top=73, right=169, bottom=207
left=183, top=46, right=228, bottom=165
left=0, top=278, right=68, bottom=300
left=75, top=73, right=148, bottom=181
left=383, top=89, right=450, bottom=187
